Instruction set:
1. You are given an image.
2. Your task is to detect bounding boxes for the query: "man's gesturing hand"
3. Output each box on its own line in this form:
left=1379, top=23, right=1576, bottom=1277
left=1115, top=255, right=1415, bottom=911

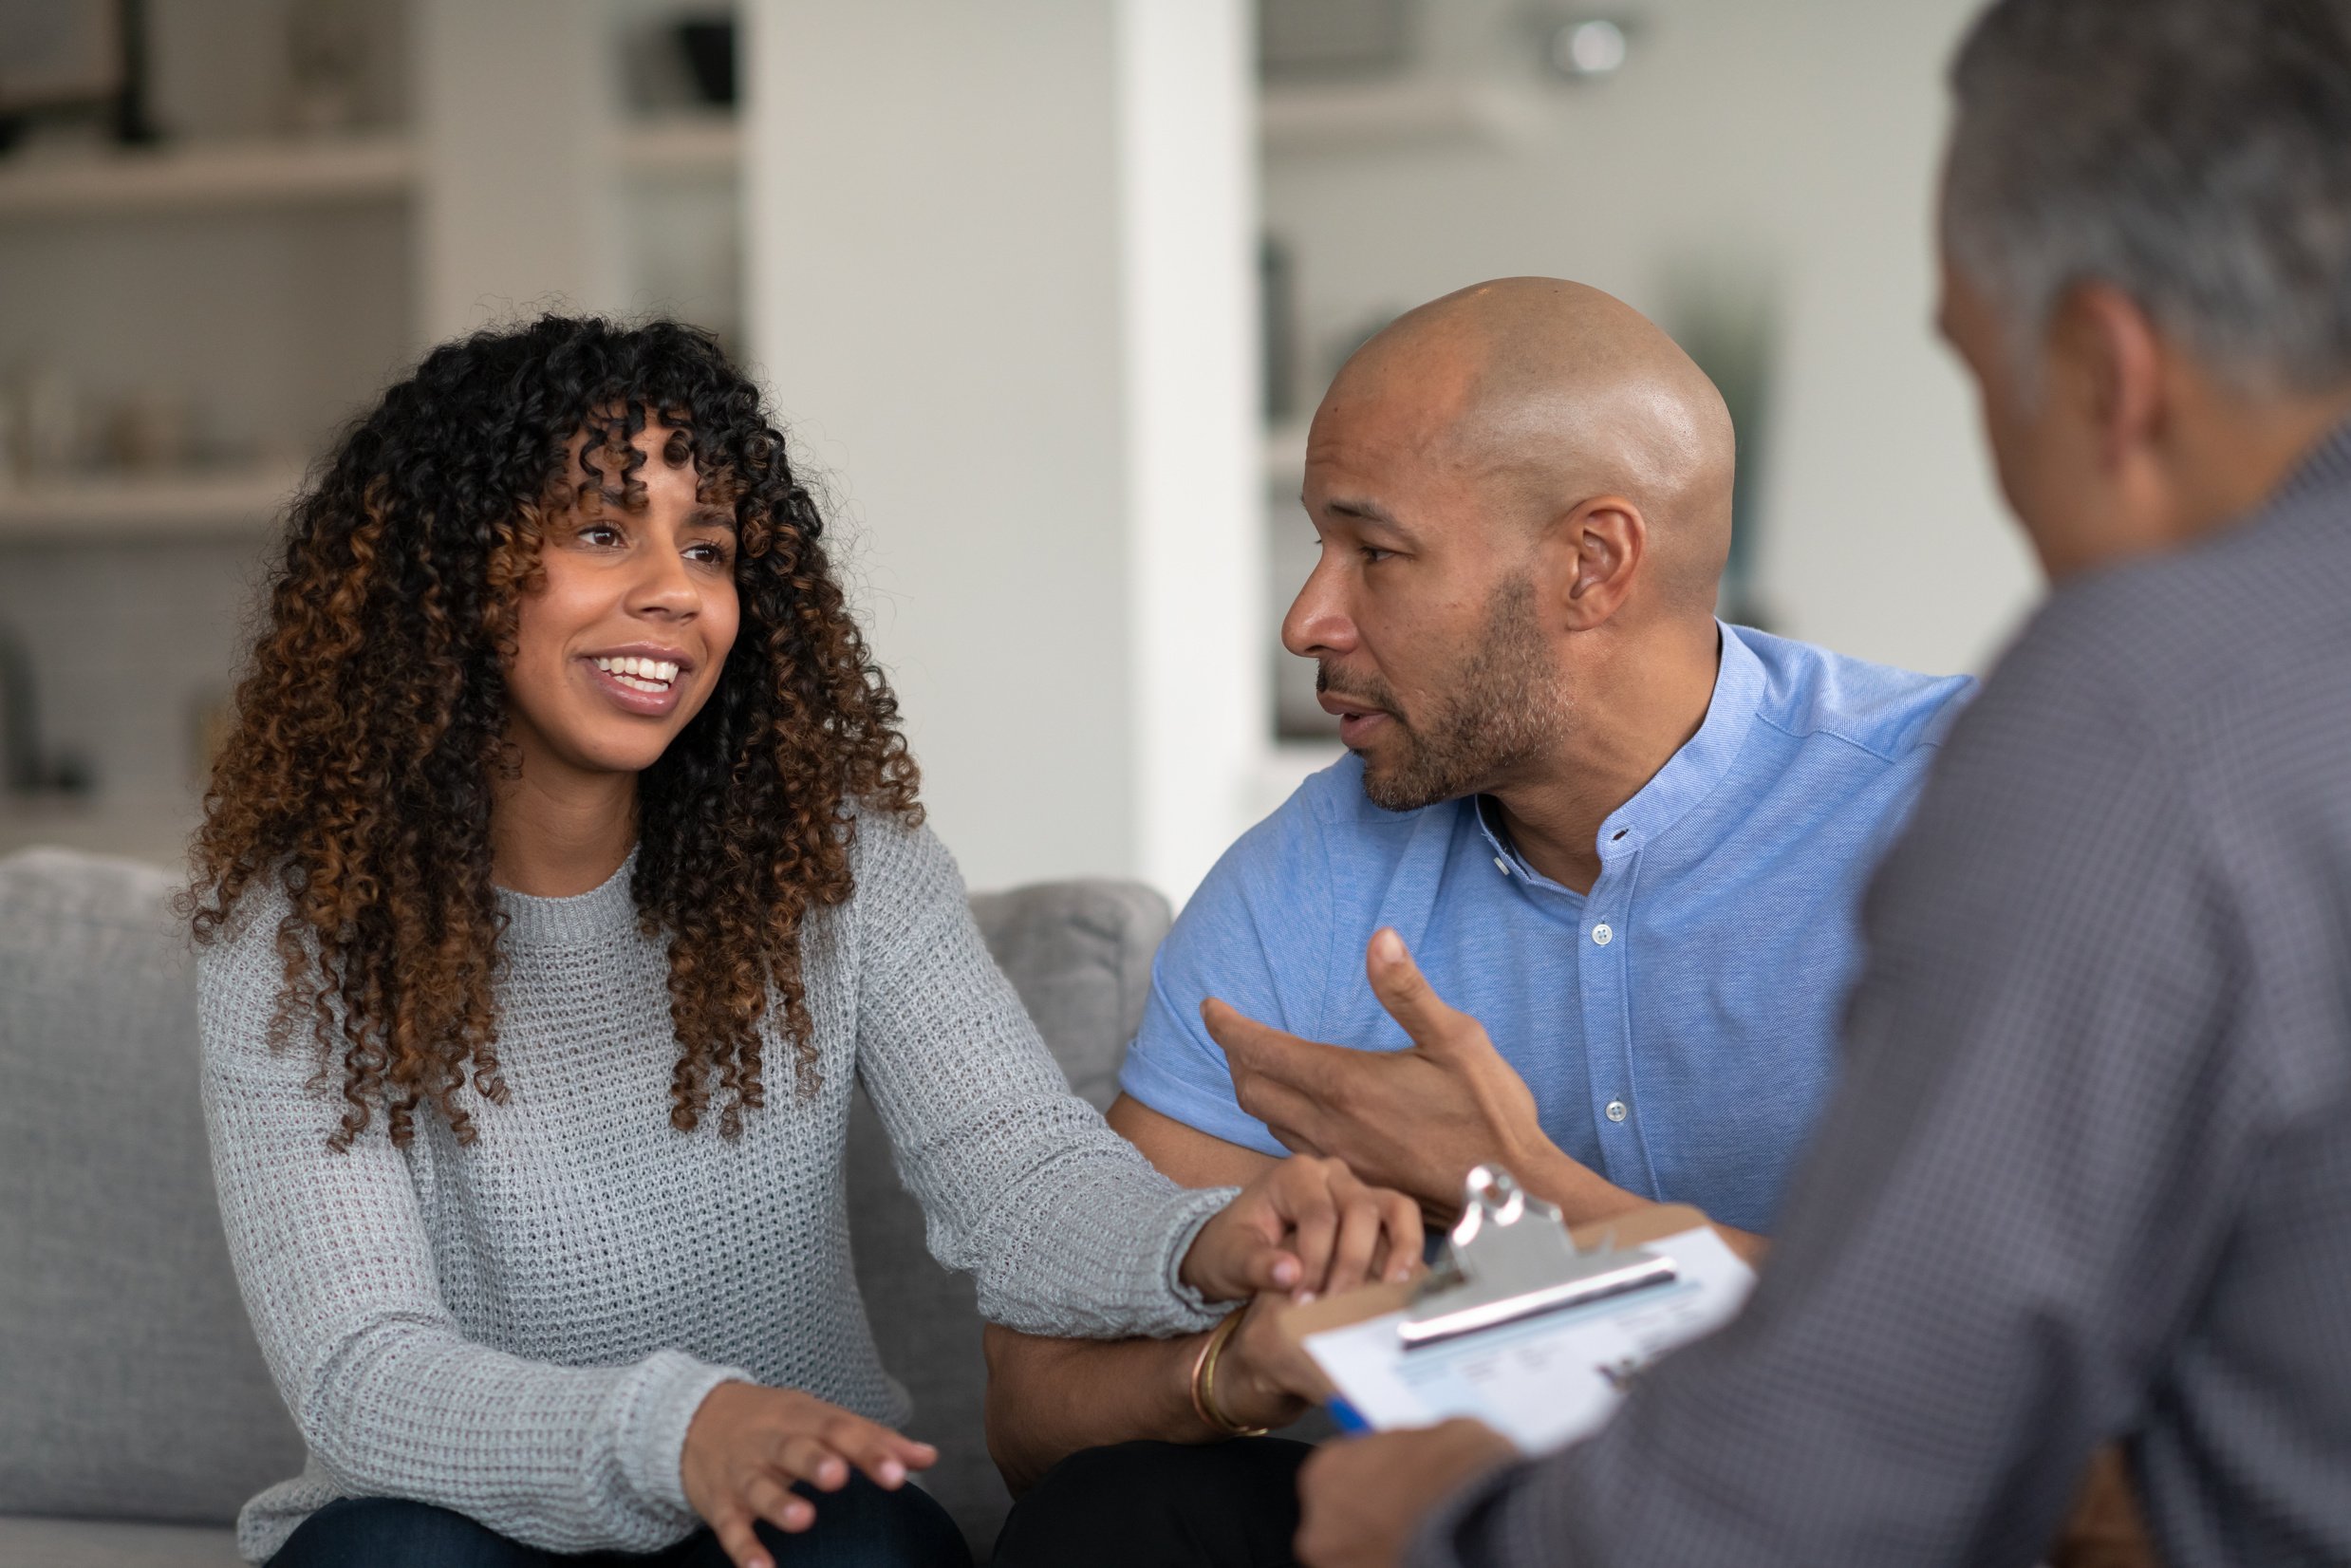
left=681, top=1382, right=937, bottom=1568
left=1203, top=927, right=1558, bottom=1215
left=1297, top=1419, right=1518, bottom=1568
left=1181, top=1153, right=1423, bottom=1303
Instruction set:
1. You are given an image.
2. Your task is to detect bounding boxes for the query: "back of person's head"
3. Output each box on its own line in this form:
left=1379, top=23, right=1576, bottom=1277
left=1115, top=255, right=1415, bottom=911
left=1946, top=0, right=2351, bottom=393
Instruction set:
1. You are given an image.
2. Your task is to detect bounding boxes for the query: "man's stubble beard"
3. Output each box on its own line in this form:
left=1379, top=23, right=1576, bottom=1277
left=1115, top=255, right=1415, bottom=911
left=1334, top=573, right=1570, bottom=813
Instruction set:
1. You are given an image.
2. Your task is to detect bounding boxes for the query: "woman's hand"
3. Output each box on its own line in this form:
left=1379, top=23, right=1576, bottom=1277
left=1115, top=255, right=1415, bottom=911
left=681, top=1381, right=938, bottom=1568
left=1181, top=1154, right=1424, bottom=1304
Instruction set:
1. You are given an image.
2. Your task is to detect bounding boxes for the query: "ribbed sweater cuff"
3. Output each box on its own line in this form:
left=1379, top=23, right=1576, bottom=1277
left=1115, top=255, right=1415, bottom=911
left=620, top=1353, right=759, bottom=1521
left=1160, top=1185, right=1243, bottom=1330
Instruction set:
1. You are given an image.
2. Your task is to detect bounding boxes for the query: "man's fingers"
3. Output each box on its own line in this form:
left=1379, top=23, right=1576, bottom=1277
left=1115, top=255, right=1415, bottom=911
left=1203, top=999, right=1346, bottom=1094
left=1365, top=928, right=1472, bottom=1049
left=1234, top=1068, right=1331, bottom=1152
left=1266, top=1121, right=1327, bottom=1158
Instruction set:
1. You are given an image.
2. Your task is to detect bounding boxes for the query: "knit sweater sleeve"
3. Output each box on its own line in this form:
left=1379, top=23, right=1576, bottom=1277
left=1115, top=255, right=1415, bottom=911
left=196, top=892, right=750, bottom=1555
left=849, top=816, right=1237, bottom=1338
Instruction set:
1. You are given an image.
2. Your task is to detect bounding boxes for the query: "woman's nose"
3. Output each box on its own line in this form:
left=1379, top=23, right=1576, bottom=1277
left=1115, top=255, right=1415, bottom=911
left=626, top=547, right=700, bottom=618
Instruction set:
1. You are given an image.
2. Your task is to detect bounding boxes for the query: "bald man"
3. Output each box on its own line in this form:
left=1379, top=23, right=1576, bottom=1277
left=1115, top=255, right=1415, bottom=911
left=982, top=280, right=1973, bottom=1568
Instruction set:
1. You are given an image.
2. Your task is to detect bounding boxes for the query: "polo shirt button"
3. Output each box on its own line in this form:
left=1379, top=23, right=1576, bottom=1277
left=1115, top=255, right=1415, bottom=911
left=1592, top=923, right=1614, bottom=946
left=1605, top=1099, right=1629, bottom=1123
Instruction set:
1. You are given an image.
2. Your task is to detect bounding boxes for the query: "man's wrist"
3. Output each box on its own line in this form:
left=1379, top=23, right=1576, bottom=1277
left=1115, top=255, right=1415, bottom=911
left=1515, top=1139, right=1645, bottom=1226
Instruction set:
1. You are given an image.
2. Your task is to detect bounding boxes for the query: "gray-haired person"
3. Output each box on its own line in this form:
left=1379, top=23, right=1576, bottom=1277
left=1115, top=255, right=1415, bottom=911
left=1291, top=1, right=2351, bottom=1564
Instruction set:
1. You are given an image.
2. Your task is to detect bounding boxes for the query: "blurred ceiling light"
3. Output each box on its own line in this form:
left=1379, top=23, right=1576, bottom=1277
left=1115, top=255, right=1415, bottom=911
left=1550, top=18, right=1631, bottom=80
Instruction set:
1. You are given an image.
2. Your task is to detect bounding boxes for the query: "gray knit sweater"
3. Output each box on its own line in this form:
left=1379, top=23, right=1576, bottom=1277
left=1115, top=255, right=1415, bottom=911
left=197, top=814, right=1232, bottom=1562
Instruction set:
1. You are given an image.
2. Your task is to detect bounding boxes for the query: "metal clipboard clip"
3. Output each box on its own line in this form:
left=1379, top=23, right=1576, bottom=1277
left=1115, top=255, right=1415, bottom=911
left=1398, top=1164, right=1679, bottom=1351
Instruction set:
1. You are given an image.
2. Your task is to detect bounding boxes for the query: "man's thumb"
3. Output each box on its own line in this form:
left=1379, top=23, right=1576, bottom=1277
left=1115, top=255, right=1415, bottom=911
left=1367, top=928, right=1462, bottom=1047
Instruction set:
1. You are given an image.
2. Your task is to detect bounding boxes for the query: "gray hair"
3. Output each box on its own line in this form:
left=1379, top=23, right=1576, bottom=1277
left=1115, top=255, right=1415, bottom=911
left=1946, top=0, right=2351, bottom=393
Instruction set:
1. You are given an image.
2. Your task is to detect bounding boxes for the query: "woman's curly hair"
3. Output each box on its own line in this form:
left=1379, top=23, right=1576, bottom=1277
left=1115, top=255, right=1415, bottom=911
left=188, top=316, right=920, bottom=1148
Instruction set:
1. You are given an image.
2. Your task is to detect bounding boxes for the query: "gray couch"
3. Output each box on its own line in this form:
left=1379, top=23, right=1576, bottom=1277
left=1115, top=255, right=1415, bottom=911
left=0, top=847, right=1172, bottom=1564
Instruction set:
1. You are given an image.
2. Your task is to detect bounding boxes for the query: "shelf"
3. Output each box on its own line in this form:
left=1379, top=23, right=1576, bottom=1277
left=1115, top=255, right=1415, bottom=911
left=1260, top=79, right=1537, bottom=158
left=616, top=117, right=739, bottom=180
left=0, top=464, right=307, bottom=541
left=0, top=135, right=415, bottom=220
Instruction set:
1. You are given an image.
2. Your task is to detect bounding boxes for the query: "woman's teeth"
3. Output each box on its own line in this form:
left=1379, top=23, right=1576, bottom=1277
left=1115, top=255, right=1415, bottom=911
left=593, top=655, right=679, bottom=693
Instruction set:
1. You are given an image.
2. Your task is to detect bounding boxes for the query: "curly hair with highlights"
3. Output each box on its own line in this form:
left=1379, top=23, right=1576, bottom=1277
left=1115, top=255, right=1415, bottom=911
left=188, top=315, right=921, bottom=1149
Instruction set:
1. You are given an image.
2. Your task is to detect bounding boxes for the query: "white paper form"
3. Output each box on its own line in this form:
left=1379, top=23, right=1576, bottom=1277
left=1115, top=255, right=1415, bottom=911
left=1301, top=1225, right=1756, bottom=1453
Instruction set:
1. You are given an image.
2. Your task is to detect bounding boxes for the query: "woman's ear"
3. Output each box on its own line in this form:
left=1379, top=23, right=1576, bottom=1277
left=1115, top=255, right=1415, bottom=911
left=1545, top=495, right=1647, bottom=630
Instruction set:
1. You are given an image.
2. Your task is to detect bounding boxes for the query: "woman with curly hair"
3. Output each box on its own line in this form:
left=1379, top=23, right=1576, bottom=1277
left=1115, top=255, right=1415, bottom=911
left=189, top=316, right=1419, bottom=1568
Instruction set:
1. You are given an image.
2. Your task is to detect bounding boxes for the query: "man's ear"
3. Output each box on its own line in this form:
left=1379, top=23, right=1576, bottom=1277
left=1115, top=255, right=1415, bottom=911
left=2050, top=281, right=2167, bottom=474
left=1545, top=496, right=1645, bottom=630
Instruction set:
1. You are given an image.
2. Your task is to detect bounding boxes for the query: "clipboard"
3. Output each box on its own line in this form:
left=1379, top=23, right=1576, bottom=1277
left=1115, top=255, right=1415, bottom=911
left=1276, top=1166, right=1754, bottom=1452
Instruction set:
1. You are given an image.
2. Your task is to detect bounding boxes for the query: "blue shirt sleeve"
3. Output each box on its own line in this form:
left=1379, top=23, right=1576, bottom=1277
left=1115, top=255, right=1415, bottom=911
left=1117, top=775, right=1340, bottom=1157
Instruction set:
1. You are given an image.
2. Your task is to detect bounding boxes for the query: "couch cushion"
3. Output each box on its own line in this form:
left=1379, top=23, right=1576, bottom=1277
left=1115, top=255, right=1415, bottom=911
left=0, top=1515, right=246, bottom=1566
left=0, top=849, right=306, bottom=1525
left=848, top=878, right=1171, bottom=1547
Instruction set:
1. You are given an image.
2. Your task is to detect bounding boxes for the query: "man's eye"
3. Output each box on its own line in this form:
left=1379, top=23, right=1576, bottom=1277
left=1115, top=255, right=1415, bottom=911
left=1360, top=546, right=1393, bottom=564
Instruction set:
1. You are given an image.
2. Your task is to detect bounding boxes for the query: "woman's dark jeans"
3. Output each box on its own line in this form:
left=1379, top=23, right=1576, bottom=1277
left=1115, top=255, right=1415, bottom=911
left=268, top=1475, right=971, bottom=1568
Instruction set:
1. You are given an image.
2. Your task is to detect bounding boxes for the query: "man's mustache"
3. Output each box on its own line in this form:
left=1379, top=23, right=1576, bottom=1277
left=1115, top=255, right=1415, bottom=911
left=1315, top=663, right=1406, bottom=720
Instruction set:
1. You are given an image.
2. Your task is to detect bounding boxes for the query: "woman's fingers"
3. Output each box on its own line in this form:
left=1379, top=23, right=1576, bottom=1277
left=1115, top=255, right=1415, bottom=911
left=775, top=1435, right=851, bottom=1492
left=1324, top=1178, right=1390, bottom=1295
left=708, top=1504, right=776, bottom=1568
left=1279, top=1159, right=1342, bottom=1297
left=820, top=1412, right=932, bottom=1489
left=1381, top=1188, right=1425, bottom=1282
left=740, top=1472, right=815, bottom=1537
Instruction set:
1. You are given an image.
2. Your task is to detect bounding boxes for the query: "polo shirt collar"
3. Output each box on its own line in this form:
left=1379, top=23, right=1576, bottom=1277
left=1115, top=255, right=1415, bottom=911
left=1470, top=622, right=1763, bottom=875
left=1598, top=622, right=1763, bottom=862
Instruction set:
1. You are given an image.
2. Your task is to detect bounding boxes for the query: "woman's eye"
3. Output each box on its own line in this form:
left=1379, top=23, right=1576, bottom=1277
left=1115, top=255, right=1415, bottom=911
left=579, top=523, right=623, bottom=547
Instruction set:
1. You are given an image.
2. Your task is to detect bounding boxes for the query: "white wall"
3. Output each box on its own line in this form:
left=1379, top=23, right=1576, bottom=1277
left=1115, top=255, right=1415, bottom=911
left=743, top=0, right=1260, bottom=898
left=1264, top=0, right=2040, bottom=677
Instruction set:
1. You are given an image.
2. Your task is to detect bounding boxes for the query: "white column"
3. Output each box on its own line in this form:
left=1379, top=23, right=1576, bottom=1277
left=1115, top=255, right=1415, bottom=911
left=742, top=0, right=1260, bottom=899
left=1117, top=0, right=1266, bottom=904
left=413, top=0, right=623, bottom=345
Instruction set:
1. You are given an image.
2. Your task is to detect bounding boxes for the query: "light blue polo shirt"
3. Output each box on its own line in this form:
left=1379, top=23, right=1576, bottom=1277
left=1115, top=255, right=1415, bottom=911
left=1118, top=624, right=1973, bottom=1235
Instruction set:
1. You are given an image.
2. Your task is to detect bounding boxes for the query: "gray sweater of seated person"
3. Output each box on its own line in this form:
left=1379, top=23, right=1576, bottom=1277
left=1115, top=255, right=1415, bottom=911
left=197, top=815, right=1234, bottom=1562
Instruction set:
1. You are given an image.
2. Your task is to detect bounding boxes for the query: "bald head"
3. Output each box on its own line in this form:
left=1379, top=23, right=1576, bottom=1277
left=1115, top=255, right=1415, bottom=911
left=1319, top=278, right=1737, bottom=610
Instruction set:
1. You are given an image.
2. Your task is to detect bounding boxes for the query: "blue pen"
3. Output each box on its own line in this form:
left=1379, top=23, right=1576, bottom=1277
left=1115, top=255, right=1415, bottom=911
left=1326, top=1398, right=1371, bottom=1434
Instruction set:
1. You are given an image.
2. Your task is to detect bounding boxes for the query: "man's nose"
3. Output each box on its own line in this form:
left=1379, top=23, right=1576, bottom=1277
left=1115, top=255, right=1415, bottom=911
left=1281, top=555, right=1355, bottom=659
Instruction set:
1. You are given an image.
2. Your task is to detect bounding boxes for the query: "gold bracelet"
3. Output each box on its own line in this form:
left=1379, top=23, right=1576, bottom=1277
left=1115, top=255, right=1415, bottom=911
left=1188, top=1309, right=1271, bottom=1438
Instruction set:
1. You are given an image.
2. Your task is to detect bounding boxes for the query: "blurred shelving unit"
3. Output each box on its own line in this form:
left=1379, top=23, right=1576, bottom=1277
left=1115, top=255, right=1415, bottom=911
left=0, top=135, right=416, bottom=220
left=1259, top=78, right=1537, bottom=158
left=0, top=0, right=744, bottom=863
left=614, top=115, right=740, bottom=180
left=0, top=463, right=307, bottom=542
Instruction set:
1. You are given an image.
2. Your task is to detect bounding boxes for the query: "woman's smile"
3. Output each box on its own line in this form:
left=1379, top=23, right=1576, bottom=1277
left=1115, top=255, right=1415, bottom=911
left=579, top=644, right=698, bottom=717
